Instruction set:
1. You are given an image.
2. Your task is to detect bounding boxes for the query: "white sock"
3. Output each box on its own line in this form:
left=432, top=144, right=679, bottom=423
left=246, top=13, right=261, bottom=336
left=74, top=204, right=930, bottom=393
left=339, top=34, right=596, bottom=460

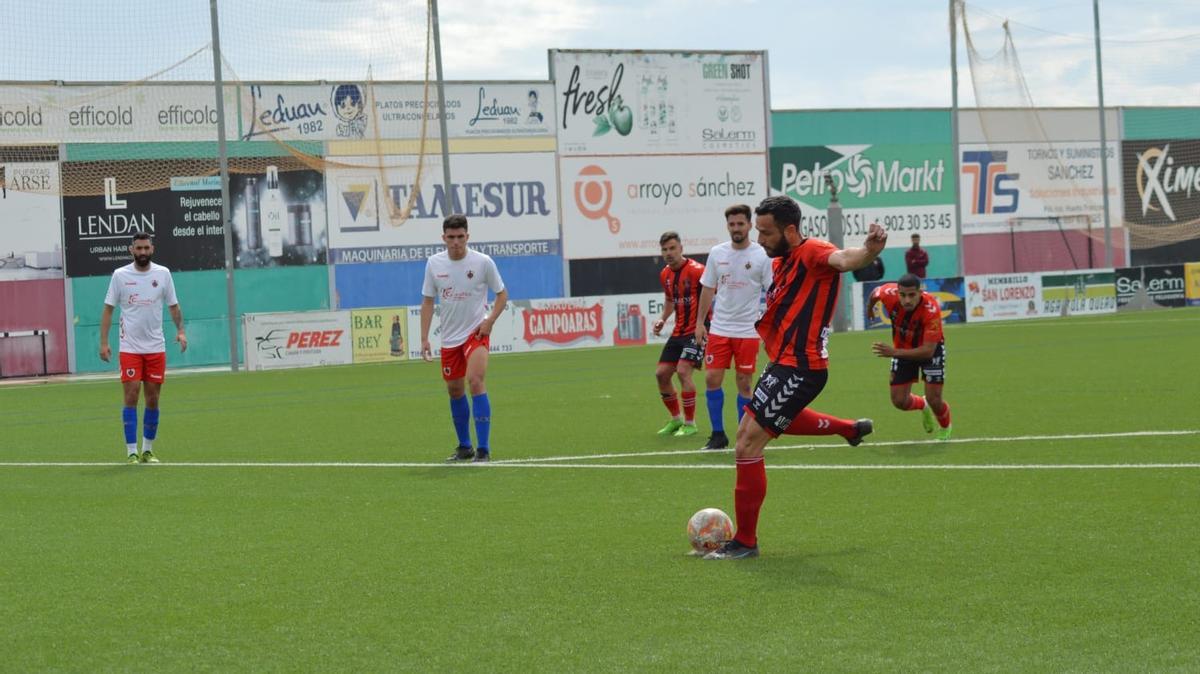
left=126, top=443, right=137, bottom=455
left=142, top=438, right=154, bottom=454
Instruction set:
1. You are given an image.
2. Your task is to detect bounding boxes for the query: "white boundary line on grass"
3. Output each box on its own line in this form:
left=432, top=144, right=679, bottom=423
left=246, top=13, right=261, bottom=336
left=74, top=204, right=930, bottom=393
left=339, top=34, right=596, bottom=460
left=493, top=429, right=1200, bottom=464
left=0, top=429, right=1196, bottom=470
left=0, top=462, right=1198, bottom=470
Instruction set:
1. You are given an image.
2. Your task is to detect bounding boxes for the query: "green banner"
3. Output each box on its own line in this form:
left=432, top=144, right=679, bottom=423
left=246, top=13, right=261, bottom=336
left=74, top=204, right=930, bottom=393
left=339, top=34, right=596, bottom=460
left=771, top=144, right=954, bottom=209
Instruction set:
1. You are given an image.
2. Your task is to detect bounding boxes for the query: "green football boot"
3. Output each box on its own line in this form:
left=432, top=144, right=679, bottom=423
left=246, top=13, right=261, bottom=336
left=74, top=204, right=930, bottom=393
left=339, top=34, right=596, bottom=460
left=657, top=419, right=684, bottom=436
left=672, top=423, right=699, bottom=438
left=936, top=424, right=953, bottom=441
left=921, top=405, right=935, bottom=434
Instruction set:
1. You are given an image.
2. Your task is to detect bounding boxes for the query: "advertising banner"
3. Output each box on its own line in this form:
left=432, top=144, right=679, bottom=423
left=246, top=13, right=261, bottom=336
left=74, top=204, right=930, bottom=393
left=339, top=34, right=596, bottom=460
left=959, top=141, right=1121, bottom=234
left=350, top=308, right=409, bottom=363
left=407, top=292, right=670, bottom=359
left=61, top=162, right=225, bottom=277
left=1122, top=139, right=1200, bottom=264
left=229, top=166, right=328, bottom=268
left=328, top=152, right=560, bottom=263
left=561, top=154, right=767, bottom=259
left=1115, top=265, right=1187, bottom=310
left=550, top=50, right=767, bottom=156
left=1186, top=262, right=1200, bottom=306
left=237, top=82, right=555, bottom=142
left=0, top=84, right=236, bottom=143
left=0, top=162, right=63, bottom=279
left=1041, top=270, right=1117, bottom=316
left=243, top=310, right=353, bottom=371
left=966, top=273, right=1045, bottom=322
left=861, top=277, right=967, bottom=330
left=771, top=144, right=957, bottom=247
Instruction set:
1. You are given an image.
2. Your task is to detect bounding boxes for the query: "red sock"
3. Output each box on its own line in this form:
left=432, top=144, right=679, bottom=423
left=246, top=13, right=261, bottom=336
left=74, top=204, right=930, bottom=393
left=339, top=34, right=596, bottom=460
left=733, top=457, right=766, bottom=547
left=660, top=391, right=680, bottom=417
left=783, top=408, right=856, bottom=438
left=907, top=395, right=926, bottom=411
left=681, top=391, right=696, bottom=422
left=935, top=402, right=951, bottom=428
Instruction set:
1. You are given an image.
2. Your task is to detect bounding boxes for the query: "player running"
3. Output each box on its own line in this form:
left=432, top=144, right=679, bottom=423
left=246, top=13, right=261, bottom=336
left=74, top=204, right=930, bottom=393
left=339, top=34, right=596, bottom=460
left=420, top=214, right=508, bottom=462
left=694, top=205, right=772, bottom=450
left=99, top=232, right=187, bottom=464
left=866, top=274, right=952, bottom=440
left=706, top=195, right=887, bottom=560
left=652, top=231, right=706, bottom=438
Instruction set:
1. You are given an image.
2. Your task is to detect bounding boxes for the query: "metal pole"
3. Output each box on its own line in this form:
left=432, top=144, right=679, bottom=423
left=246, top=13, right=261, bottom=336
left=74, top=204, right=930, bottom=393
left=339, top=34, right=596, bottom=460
left=1093, top=0, right=1114, bottom=268
left=210, top=0, right=239, bottom=371
left=430, top=0, right=455, bottom=214
left=950, top=0, right=965, bottom=278
left=825, top=175, right=850, bottom=333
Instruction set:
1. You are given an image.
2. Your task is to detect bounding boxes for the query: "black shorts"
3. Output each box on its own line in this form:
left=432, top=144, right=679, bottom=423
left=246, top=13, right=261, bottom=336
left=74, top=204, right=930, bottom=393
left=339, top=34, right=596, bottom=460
left=659, top=334, right=703, bottom=365
left=890, top=343, right=946, bottom=386
left=747, top=364, right=829, bottom=437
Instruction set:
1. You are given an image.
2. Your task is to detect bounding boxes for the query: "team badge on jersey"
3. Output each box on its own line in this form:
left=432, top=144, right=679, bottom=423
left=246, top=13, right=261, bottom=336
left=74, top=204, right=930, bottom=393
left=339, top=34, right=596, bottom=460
left=467, top=270, right=475, bottom=279
left=152, top=280, right=158, bottom=287
left=745, top=262, right=752, bottom=269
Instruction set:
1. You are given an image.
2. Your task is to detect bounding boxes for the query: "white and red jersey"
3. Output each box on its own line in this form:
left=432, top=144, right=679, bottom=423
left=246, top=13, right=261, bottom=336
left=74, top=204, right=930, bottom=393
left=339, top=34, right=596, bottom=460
left=699, top=241, right=771, bottom=339
left=103, top=262, right=179, bottom=354
left=422, top=249, right=505, bottom=348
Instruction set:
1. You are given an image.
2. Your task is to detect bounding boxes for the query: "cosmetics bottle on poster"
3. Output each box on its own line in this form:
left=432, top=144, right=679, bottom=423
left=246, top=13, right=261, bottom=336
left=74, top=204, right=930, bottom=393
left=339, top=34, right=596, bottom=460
left=263, top=165, right=285, bottom=258
left=243, top=176, right=262, bottom=250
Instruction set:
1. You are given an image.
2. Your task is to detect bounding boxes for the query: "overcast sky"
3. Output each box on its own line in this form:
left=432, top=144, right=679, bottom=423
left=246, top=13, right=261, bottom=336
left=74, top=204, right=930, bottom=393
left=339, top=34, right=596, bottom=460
left=5, top=0, right=1198, bottom=109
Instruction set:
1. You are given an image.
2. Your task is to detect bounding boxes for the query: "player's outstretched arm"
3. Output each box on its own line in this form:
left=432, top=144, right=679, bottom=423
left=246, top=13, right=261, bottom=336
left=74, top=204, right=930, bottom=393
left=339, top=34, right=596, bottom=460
left=419, top=296, right=435, bottom=362
left=873, top=341, right=937, bottom=360
left=828, top=222, right=888, bottom=272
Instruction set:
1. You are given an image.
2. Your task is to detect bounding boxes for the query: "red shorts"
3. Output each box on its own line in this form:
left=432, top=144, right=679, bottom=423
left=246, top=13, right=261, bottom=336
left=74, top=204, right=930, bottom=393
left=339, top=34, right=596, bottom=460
left=120, top=352, right=166, bottom=383
left=704, top=334, right=760, bottom=373
left=440, top=334, right=490, bottom=381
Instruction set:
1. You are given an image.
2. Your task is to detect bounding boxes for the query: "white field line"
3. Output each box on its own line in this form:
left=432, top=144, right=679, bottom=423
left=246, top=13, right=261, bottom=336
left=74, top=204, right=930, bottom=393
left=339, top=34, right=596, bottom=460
left=0, top=462, right=1198, bottom=471
left=0, top=429, right=1196, bottom=470
left=493, top=429, right=1200, bottom=464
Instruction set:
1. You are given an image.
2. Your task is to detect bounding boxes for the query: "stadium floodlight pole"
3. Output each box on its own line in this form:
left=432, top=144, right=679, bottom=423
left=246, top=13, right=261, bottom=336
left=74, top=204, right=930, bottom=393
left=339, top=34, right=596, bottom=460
left=209, top=0, right=239, bottom=372
left=950, top=0, right=965, bottom=278
left=430, top=0, right=454, bottom=211
left=1093, top=0, right=1114, bottom=268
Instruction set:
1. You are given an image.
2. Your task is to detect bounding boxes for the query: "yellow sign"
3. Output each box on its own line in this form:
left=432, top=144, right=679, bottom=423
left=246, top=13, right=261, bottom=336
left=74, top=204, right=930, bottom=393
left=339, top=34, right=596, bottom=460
left=351, top=308, right=408, bottom=363
left=1186, top=262, right=1200, bottom=307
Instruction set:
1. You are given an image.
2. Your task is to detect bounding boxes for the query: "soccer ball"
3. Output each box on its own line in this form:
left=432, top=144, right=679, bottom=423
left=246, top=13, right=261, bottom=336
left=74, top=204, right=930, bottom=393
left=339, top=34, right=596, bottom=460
left=687, top=508, right=733, bottom=553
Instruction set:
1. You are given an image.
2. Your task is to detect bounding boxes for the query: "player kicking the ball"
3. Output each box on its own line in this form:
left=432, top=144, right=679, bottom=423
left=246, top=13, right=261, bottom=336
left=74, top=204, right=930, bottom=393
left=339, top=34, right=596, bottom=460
left=706, top=196, right=886, bottom=560
left=866, top=274, right=953, bottom=440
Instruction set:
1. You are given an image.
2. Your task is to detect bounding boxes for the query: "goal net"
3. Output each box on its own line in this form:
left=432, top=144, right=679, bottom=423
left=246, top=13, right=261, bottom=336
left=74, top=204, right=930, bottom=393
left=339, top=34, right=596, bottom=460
left=1, top=1, right=435, bottom=276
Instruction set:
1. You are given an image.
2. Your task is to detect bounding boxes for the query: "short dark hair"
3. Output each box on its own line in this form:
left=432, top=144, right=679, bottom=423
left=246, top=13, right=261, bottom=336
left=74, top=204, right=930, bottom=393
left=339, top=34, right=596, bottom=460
left=911, top=233, right=921, bottom=239
left=659, top=231, right=681, bottom=246
left=724, top=204, right=752, bottom=220
left=898, top=273, right=922, bottom=289
left=754, top=195, right=801, bottom=229
left=131, top=232, right=152, bottom=243
left=443, top=214, right=468, bottom=231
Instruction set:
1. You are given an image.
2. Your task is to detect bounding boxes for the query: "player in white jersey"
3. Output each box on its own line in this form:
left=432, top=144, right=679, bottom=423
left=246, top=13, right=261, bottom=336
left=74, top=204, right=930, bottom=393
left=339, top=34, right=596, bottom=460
left=693, top=204, right=772, bottom=449
left=99, top=232, right=187, bottom=463
left=420, top=214, right=508, bottom=462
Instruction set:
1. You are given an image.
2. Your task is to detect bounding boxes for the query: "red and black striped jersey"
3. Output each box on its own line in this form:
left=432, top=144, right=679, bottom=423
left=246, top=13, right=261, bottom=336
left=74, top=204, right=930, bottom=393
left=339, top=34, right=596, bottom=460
left=660, top=259, right=706, bottom=337
left=756, top=239, right=839, bottom=369
left=872, top=284, right=944, bottom=349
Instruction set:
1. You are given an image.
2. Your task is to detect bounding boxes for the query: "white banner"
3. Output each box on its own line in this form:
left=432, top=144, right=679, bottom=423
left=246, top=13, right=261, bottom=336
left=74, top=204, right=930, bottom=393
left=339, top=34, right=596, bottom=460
left=238, top=82, right=555, bottom=143
left=965, top=273, right=1046, bottom=322
left=959, top=141, right=1122, bottom=234
left=326, top=152, right=560, bottom=263
left=0, top=162, right=63, bottom=279
left=560, top=154, right=767, bottom=259
left=0, top=85, right=236, bottom=143
left=551, top=50, right=767, bottom=156
left=243, top=310, right=354, bottom=371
